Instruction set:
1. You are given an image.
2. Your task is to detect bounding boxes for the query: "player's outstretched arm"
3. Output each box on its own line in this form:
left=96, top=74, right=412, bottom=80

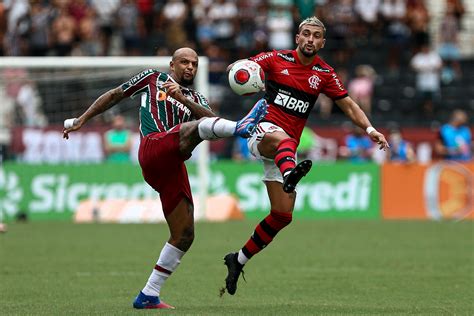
left=335, top=96, right=389, bottom=150
left=163, top=82, right=216, bottom=119
left=63, top=86, right=125, bottom=139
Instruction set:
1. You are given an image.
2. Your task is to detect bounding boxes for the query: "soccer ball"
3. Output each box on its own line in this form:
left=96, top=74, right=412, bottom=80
left=228, top=60, right=265, bottom=96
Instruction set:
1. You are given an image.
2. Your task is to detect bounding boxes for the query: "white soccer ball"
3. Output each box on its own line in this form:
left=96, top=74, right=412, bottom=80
left=228, top=60, right=265, bottom=96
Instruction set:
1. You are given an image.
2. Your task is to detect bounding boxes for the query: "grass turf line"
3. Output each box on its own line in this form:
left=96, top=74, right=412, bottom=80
left=0, top=220, right=472, bottom=315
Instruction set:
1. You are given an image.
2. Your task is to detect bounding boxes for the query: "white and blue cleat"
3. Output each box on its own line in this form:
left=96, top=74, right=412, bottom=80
left=234, top=99, right=268, bottom=138
left=132, top=291, right=175, bottom=309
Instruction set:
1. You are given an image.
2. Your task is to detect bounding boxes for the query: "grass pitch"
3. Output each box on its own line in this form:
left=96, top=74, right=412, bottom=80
left=0, top=220, right=473, bottom=315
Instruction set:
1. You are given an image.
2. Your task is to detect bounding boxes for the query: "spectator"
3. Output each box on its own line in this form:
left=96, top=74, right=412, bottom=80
left=0, top=78, right=15, bottom=161
left=438, top=2, right=462, bottom=84
left=387, top=128, right=416, bottom=162
left=117, top=0, right=141, bottom=56
left=380, top=0, right=410, bottom=74
left=51, top=5, right=76, bottom=56
left=339, top=126, right=373, bottom=163
left=406, top=0, right=430, bottom=52
left=162, top=0, right=188, bottom=53
left=446, top=0, right=465, bottom=29
left=410, top=43, right=442, bottom=117
left=348, top=65, right=376, bottom=115
left=320, top=0, right=356, bottom=65
left=435, top=109, right=472, bottom=161
left=90, top=0, right=120, bottom=56
left=3, top=68, right=47, bottom=127
left=28, top=0, right=52, bottom=56
left=208, top=0, right=238, bottom=49
left=266, top=2, right=294, bottom=50
left=354, top=0, right=381, bottom=43
left=103, top=114, right=132, bottom=163
left=72, top=16, right=101, bottom=56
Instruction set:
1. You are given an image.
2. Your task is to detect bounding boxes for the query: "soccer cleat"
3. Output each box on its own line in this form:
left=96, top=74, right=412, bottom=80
left=283, top=159, right=312, bottom=193
left=132, top=291, right=175, bottom=309
left=234, top=99, right=268, bottom=138
left=223, top=252, right=244, bottom=295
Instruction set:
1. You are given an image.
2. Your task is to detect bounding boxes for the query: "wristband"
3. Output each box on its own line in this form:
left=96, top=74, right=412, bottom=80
left=64, top=118, right=77, bottom=129
left=366, top=126, right=376, bottom=135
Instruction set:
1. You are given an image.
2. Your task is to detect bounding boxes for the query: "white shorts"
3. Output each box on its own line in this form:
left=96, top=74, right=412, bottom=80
left=247, top=122, right=286, bottom=183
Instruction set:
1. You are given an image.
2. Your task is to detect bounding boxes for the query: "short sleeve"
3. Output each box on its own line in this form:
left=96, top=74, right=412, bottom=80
left=194, top=91, right=211, bottom=110
left=121, top=69, right=157, bottom=98
left=322, top=71, right=348, bottom=100
left=249, top=51, right=275, bottom=72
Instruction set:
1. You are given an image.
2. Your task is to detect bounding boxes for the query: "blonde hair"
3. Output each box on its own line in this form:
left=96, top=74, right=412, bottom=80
left=298, top=16, right=326, bottom=35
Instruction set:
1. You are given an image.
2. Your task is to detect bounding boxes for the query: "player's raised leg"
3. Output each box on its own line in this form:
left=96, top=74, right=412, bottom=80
left=178, top=98, right=268, bottom=156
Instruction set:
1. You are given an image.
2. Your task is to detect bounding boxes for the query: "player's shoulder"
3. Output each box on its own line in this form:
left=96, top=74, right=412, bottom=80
left=128, top=68, right=160, bottom=82
left=311, top=56, right=335, bottom=74
left=274, top=50, right=298, bottom=64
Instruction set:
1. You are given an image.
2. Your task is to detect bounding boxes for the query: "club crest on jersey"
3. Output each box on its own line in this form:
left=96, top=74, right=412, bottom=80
left=308, top=75, right=321, bottom=90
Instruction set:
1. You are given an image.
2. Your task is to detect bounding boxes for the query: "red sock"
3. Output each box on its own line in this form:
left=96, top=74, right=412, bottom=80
left=241, top=210, right=292, bottom=259
left=274, top=138, right=297, bottom=178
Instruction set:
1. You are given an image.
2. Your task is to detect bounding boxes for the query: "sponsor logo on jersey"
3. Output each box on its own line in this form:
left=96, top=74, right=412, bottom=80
left=128, top=69, right=154, bottom=86
left=166, top=95, right=191, bottom=116
left=308, top=75, right=321, bottom=90
left=254, top=52, right=273, bottom=62
left=280, top=69, right=290, bottom=75
left=277, top=52, right=296, bottom=63
left=274, top=92, right=310, bottom=114
left=332, top=73, right=345, bottom=91
left=312, top=64, right=331, bottom=72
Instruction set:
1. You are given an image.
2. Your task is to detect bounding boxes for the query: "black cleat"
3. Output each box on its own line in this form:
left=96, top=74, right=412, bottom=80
left=283, top=159, right=312, bottom=193
left=223, top=252, right=244, bottom=295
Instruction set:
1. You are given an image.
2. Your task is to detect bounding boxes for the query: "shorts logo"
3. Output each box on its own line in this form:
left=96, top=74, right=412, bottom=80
left=308, top=75, right=321, bottom=90
left=274, top=93, right=310, bottom=113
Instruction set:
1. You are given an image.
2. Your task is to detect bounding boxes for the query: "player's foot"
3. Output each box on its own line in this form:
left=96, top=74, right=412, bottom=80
left=234, top=99, right=268, bottom=138
left=132, top=291, right=175, bottom=309
left=223, top=252, right=244, bottom=295
left=283, top=159, right=312, bottom=193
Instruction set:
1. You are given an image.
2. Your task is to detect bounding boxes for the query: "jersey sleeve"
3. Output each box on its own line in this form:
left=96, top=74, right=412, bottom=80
left=194, top=91, right=211, bottom=110
left=249, top=51, right=275, bottom=72
left=321, top=71, right=349, bottom=100
left=121, top=69, right=158, bottom=98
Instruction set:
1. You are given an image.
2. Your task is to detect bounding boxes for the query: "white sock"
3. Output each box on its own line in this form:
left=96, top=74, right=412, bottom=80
left=237, top=249, right=249, bottom=265
left=198, top=117, right=237, bottom=140
left=142, top=242, right=185, bottom=297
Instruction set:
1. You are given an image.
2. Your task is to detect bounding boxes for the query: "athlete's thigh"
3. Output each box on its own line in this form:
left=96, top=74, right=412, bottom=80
left=264, top=180, right=296, bottom=213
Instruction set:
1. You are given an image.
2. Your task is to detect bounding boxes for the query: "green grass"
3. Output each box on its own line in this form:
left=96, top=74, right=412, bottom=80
left=0, top=220, right=473, bottom=315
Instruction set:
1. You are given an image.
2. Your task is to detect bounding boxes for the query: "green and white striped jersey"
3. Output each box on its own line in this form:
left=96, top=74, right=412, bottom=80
left=121, top=69, right=210, bottom=136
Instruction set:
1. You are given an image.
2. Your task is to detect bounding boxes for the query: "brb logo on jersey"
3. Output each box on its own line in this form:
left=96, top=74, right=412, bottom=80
left=274, top=91, right=310, bottom=114
left=308, top=75, right=321, bottom=90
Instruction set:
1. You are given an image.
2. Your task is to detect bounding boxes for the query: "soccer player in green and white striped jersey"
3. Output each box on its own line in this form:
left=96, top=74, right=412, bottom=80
left=63, top=48, right=268, bottom=309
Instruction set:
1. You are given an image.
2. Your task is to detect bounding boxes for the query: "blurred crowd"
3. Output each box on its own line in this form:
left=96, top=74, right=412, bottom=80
left=0, top=0, right=472, bottom=163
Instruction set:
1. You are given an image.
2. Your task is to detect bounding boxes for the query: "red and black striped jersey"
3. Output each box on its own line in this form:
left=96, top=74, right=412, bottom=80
left=121, top=69, right=210, bottom=137
left=250, top=50, right=348, bottom=141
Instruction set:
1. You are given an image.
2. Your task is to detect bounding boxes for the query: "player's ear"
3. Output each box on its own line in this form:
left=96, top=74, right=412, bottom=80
left=321, top=38, right=326, bottom=48
left=169, top=61, right=174, bottom=73
left=295, top=34, right=300, bottom=45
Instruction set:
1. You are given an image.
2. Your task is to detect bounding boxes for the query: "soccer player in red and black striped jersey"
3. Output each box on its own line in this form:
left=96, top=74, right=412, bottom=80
left=63, top=48, right=267, bottom=309
left=222, top=17, right=390, bottom=295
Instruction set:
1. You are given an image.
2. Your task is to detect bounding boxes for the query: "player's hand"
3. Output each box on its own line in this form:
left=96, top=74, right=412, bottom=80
left=369, top=131, right=390, bottom=150
left=63, top=118, right=82, bottom=139
left=163, top=82, right=185, bottom=103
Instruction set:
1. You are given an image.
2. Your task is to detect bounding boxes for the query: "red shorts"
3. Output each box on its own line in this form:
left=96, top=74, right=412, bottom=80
left=138, top=125, right=193, bottom=215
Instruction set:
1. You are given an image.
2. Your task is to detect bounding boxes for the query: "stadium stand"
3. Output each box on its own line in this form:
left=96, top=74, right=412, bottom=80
left=0, top=0, right=472, bottom=161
